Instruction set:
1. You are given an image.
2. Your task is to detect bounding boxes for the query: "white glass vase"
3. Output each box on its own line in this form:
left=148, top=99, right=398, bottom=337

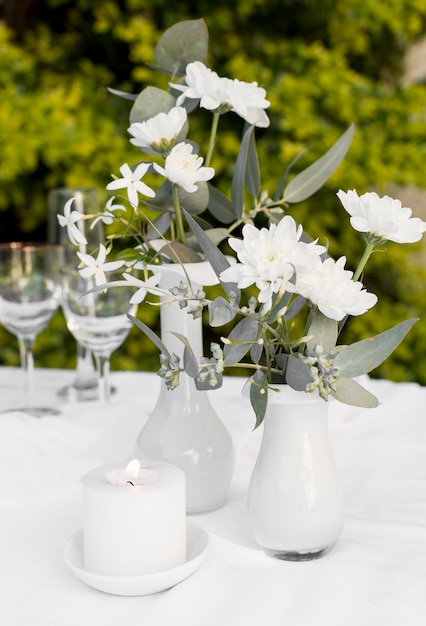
left=137, top=261, right=235, bottom=514
left=247, top=385, right=344, bottom=560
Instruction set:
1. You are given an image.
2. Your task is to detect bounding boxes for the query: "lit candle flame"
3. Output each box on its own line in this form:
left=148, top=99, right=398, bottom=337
left=125, top=459, right=141, bottom=484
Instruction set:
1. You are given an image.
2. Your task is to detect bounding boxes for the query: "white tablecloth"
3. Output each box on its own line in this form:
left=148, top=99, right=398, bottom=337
left=0, top=367, right=425, bottom=626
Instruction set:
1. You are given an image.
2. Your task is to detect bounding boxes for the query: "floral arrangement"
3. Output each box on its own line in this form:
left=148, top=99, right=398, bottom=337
left=58, top=20, right=426, bottom=426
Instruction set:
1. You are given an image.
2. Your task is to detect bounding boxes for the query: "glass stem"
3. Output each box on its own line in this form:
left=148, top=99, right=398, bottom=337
left=74, top=343, right=97, bottom=389
left=96, top=355, right=111, bottom=403
left=18, top=336, right=35, bottom=410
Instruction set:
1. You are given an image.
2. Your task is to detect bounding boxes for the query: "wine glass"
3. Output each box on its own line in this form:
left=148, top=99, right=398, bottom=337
left=61, top=268, right=137, bottom=402
left=0, top=242, right=64, bottom=416
left=47, top=187, right=104, bottom=400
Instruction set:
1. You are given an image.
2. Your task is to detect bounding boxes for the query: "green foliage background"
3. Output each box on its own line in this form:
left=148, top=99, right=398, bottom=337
left=0, top=0, right=425, bottom=384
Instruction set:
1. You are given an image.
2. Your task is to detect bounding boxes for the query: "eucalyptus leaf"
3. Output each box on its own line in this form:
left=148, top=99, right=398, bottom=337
left=177, top=181, right=210, bottom=215
left=154, top=19, right=209, bottom=75
left=169, top=331, right=199, bottom=378
left=246, top=124, right=261, bottom=198
left=184, top=211, right=240, bottom=303
left=334, top=318, right=418, bottom=378
left=209, top=296, right=237, bottom=327
left=331, top=377, right=379, bottom=408
left=146, top=213, right=171, bottom=239
left=129, top=87, right=184, bottom=126
left=231, top=125, right=257, bottom=219
left=107, top=87, right=137, bottom=101
left=250, top=341, right=263, bottom=364
left=128, top=314, right=171, bottom=359
left=207, top=184, right=239, bottom=224
left=285, top=355, right=314, bottom=390
left=223, top=316, right=260, bottom=365
left=283, top=124, right=354, bottom=203
left=250, top=370, right=268, bottom=429
left=306, top=309, right=338, bottom=353
left=273, top=148, right=310, bottom=201
left=158, top=241, right=203, bottom=264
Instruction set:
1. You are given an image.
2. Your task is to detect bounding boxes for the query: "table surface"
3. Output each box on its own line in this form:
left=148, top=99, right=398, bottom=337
left=1, top=366, right=425, bottom=626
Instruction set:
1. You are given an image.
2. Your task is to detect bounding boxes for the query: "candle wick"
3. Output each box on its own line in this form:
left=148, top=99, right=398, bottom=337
left=126, top=480, right=134, bottom=486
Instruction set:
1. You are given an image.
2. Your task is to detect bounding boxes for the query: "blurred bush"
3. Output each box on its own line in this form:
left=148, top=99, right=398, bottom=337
left=0, top=0, right=425, bottom=383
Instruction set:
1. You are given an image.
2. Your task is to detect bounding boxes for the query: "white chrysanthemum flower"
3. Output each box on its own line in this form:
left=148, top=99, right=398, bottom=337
left=90, top=196, right=126, bottom=229
left=121, top=272, right=162, bottom=304
left=219, top=76, right=270, bottom=128
left=57, top=197, right=88, bottom=246
left=219, top=216, right=326, bottom=310
left=128, top=107, right=187, bottom=153
left=153, top=142, right=215, bottom=193
left=295, top=256, right=378, bottom=321
left=77, top=244, right=125, bottom=286
left=172, top=61, right=270, bottom=128
left=336, top=189, right=426, bottom=244
left=106, top=163, right=155, bottom=207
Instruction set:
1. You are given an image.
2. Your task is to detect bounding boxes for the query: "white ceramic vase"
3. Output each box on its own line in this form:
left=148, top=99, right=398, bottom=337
left=247, top=385, right=344, bottom=560
left=137, top=261, right=235, bottom=514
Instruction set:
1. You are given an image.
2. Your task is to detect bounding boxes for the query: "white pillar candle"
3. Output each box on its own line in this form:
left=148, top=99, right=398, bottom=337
left=82, top=459, right=186, bottom=576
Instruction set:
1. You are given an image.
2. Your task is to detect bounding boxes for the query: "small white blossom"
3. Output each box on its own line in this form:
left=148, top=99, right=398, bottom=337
left=90, top=196, right=126, bottom=228
left=121, top=272, right=162, bottom=304
left=172, top=61, right=270, bottom=128
left=57, top=197, right=88, bottom=246
left=106, top=163, right=155, bottom=207
left=128, top=107, right=188, bottom=154
left=219, top=216, right=325, bottom=310
left=295, top=256, right=378, bottom=321
left=77, top=244, right=125, bottom=286
left=336, top=189, right=426, bottom=244
left=153, top=142, right=215, bottom=193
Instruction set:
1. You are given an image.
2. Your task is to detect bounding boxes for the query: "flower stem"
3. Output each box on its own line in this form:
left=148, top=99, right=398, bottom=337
left=172, top=184, right=186, bottom=245
left=353, top=242, right=375, bottom=282
left=205, top=112, right=220, bottom=168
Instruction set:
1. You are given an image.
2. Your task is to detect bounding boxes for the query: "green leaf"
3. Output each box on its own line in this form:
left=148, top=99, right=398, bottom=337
left=283, top=124, right=354, bottom=203
left=223, top=316, right=260, bottom=365
left=129, top=87, right=188, bottom=129
left=128, top=314, right=171, bottom=359
left=209, top=296, right=237, bottom=327
left=154, top=19, right=209, bottom=75
left=231, top=125, right=257, bottom=218
left=334, top=318, right=418, bottom=378
left=273, top=148, right=310, bottom=201
left=184, top=211, right=240, bottom=303
left=246, top=125, right=260, bottom=198
left=169, top=331, right=199, bottom=378
left=306, top=309, right=338, bottom=353
left=250, top=370, right=268, bottom=429
left=207, top=184, right=239, bottom=224
left=331, top=377, right=379, bottom=408
left=285, top=355, right=314, bottom=390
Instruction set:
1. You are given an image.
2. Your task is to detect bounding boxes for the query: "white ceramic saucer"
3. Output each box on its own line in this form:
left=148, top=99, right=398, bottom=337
left=64, top=520, right=210, bottom=596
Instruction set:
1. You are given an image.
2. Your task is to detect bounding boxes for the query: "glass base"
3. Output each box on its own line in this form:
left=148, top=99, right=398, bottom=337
left=57, top=383, right=116, bottom=402
left=0, top=406, right=61, bottom=418
left=264, top=545, right=334, bottom=562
